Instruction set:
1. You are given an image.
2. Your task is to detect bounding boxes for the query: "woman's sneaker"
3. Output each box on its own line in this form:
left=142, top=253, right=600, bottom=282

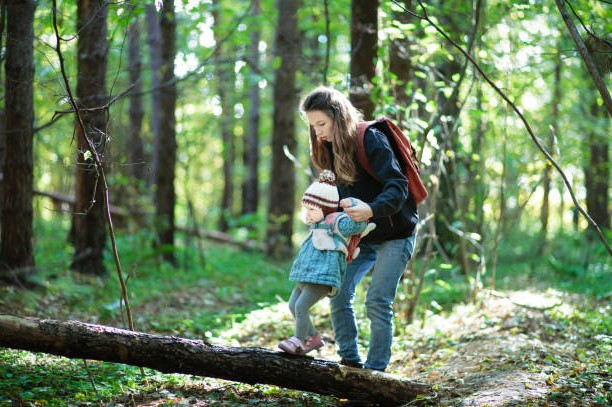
left=339, top=359, right=363, bottom=368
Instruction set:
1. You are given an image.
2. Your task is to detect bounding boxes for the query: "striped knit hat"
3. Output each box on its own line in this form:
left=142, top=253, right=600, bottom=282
left=302, top=170, right=339, bottom=212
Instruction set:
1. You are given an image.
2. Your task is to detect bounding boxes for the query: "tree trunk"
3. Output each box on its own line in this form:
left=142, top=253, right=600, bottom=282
left=146, top=4, right=163, bottom=187
left=242, top=0, right=261, bottom=217
left=585, top=101, right=610, bottom=232
left=0, top=315, right=431, bottom=405
left=266, top=0, right=301, bottom=259
left=213, top=0, right=236, bottom=232
left=0, top=1, right=6, bottom=223
left=540, top=46, right=562, bottom=254
left=154, top=0, right=178, bottom=265
left=127, top=17, right=147, bottom=185
left=389, top=0, right=413, bottom=112
left=0, top=0, right=36, bottom=282
left=349, top=0, right=377, bottom=120
left=71, top=0, right=109, bottom=275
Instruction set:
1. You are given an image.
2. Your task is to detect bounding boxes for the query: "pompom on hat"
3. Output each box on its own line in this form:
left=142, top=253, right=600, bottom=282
left=302, top=170, right=339, bottom=212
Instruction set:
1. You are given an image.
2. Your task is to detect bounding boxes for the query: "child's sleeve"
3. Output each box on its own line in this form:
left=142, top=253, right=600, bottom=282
left=336, top=214, right=367, bottom=237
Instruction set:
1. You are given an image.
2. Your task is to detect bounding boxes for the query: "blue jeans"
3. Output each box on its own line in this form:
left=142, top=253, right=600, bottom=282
left=329, top=235, right=415, bottom=371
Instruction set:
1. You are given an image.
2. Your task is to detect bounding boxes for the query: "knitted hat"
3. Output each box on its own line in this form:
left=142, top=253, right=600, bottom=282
left=302, top=170, right=339, bottom=212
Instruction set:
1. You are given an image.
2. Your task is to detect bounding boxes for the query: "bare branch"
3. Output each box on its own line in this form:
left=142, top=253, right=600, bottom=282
left=51, top=1, right=137, bottom=331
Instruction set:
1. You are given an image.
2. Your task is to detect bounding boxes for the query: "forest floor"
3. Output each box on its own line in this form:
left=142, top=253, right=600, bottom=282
left=1, top=284, right=610, bottom=406
left=211, top=288, right=610, bottom=406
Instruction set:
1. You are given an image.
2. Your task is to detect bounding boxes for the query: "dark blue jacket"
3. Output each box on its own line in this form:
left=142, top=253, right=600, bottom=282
left=334, top=127, right=419, bottom=243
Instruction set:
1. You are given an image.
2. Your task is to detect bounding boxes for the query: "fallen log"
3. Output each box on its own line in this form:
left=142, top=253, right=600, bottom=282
left=0, top=315, right=431, bottom=405
left=30, top=186, right=260, bottom=250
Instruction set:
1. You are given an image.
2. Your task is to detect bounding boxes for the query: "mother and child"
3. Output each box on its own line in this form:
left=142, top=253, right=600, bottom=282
left=277, top=86, right=419, bottom=372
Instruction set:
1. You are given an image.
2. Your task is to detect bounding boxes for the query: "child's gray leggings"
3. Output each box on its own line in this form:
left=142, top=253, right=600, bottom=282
left=288, top=282, right=330, bottom=340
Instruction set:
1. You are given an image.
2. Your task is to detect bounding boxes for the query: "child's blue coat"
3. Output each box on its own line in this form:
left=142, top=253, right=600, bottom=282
left=289, top=213, right=366, bottom=296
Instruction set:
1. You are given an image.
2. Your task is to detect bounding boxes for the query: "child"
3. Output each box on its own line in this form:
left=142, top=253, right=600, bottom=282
left=278, top=170, right=375, bottom=355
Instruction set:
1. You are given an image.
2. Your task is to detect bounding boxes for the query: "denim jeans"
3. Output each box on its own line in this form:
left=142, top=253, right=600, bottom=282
left=329, top=235, right=415, bottom=371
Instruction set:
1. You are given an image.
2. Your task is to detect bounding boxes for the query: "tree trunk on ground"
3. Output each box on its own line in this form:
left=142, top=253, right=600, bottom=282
left=71, top=0, right=109, bottom=275
left=349, top=0, right=377, bottom=120
left=0, top=315, right=431, bottom=405
left=266, top=0, right=300, bottom=259
left=0, top=0, right=36, bottom=283
left=154, top=0, right=178, bottom=265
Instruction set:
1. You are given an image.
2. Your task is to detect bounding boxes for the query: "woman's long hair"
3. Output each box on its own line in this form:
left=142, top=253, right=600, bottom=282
left=300, top=86, right=363, bottom=185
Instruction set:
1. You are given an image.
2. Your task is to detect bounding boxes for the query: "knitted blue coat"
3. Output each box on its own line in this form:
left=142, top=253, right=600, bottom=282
left=289, top=212, right=367, bottom=296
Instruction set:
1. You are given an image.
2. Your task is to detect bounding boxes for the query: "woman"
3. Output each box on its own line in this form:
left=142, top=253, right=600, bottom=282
left=300, top=86, right=418, bottom=372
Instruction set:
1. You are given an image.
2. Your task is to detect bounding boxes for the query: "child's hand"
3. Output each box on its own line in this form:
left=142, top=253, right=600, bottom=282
left=340, top=198, right=373, bottom=222
left=339, top=197, right=359, bottom=208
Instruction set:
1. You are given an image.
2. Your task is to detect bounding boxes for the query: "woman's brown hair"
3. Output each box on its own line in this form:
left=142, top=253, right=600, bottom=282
left=300, top=87, right=363, bottom=186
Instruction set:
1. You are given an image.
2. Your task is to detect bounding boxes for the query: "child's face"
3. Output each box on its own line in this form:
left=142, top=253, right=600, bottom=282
left=304, top=205, right=324, bottom=223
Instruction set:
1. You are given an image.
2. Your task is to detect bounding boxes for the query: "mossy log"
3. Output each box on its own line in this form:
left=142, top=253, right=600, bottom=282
left=0, top=315, right=431, bottom=405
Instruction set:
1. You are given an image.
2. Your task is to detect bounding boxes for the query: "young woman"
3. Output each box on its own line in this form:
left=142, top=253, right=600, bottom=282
left=300, top=86, right=418, bottom=372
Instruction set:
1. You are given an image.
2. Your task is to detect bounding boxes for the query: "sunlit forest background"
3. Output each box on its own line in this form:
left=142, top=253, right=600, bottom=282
left=0, top=0, right=610, bottom=405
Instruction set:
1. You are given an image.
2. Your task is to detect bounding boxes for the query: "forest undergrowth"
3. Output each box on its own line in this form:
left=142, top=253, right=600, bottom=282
left=0, top=226, right=610, bottom=406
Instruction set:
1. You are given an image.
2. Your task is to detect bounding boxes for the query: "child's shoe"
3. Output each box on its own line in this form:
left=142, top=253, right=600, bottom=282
left=304, top=332, right=324, bottom=351
left=278, top=333, right=324, bottom=355
left=278, top=336, right=307, bottom=355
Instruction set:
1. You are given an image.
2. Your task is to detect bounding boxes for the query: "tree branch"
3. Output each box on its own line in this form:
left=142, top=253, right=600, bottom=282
left=555, top=0, right=612, bottom=116
left=51, top=1, right=137, bottom=330
left=392, top=0, right=612, bottom=257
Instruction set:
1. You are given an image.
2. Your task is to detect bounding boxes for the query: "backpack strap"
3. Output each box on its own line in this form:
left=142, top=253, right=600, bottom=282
left=355, top=117, right=427, bottom=204
left=355, top=120, right=378, bottom=181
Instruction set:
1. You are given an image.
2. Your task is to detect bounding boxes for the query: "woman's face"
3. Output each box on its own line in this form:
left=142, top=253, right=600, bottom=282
left=306, top=110, right=334, bottom=143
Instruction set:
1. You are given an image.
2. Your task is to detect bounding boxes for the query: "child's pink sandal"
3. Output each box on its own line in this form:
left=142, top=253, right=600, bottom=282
left=278, top=336, right=307, bottom=355
left=305, top=332, right=325, bottom=351
left=278, top=333, right=325, bottom=355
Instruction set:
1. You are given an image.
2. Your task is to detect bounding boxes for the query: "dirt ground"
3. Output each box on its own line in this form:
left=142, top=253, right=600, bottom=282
left=216, top=289, right=610, bottom=406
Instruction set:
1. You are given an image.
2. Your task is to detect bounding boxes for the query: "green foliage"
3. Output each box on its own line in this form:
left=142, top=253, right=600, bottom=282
left=494, top=228, right=612, bottom=299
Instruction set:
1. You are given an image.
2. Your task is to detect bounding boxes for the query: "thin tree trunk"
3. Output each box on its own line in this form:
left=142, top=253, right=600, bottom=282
left=213, top=0, right=235, bottom=232
left=0, top=0, right=6, bottom=222
left=0, top=315, right=431, bottom=405
left=71, top=0, right=109, bottom=275
left=127, top=17, right=146, bottom=185
left=349, top=0, right=377, bottom=120
left=242, top=0, right=261, bottom=217
left=0, top=0, right=36, bottom=283
left=146, top=4, right=162, bottom=187
left=154, top=0, right=178, bottom=265
left=540, top=45, right=562, bottom=254
left=266, top=0, right=301, bottom=259
left=389, top=0, right=413, bottom=113
left=585, top=101, right=610, bottom=232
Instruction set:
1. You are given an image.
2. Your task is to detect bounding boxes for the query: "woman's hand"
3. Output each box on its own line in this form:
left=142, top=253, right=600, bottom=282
left=340, top=198, right=373, bottom=222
